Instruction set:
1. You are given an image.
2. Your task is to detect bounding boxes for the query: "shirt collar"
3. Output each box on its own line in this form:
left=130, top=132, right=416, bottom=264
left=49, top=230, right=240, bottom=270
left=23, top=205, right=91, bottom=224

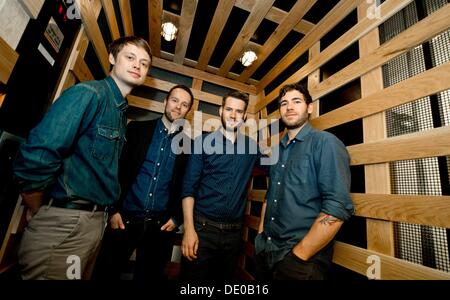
left=280, top=122, right=313, bottom=147
left=105, top=76, right=128, bottom=112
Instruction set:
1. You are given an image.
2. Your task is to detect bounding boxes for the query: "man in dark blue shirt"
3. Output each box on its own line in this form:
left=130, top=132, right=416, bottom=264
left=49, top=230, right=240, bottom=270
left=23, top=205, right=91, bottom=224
left=255, top=83, right=354, bottom=280
left=93, top=85, right=194, bottom=281
left=13, top=36, right=152, bottom=279
left=180, top=91, right=263, bottom=280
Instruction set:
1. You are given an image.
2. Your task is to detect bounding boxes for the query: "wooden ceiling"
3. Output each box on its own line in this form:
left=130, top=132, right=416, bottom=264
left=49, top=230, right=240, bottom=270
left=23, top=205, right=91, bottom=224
left=92, top=0, right=344, bottom=93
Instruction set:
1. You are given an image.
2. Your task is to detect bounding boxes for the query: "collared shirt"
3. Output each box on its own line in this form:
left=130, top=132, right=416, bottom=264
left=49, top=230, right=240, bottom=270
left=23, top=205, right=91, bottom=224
left=122, top=119, right=179, bottom=218
left=181, top=129, right=261, bottom=222
left=13, top=76, right=127, bottom=206
left=256, top=122, right=354, bottom=269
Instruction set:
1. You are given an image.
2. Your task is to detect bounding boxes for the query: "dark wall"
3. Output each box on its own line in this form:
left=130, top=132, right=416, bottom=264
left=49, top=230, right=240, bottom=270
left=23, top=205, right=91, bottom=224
left=0, top=0, right=80, bottom=138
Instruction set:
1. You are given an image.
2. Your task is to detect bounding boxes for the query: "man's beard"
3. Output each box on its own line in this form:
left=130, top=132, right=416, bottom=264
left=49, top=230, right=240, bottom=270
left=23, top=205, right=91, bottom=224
left=282, top=114, right=309, bottom=130
left=221, top=115, right=241, bottom=132
left=165, top=108, right=176, bottom=123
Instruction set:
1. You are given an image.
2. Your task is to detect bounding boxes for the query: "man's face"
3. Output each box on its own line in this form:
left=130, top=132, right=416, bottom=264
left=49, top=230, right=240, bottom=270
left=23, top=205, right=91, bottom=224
left=219, top=97, right=247, bottom=132
left=109, top=43, right=151, bottom=88
left=163, top=88, right=192, bottom=122
left=279, top=90, right=313, bottom=129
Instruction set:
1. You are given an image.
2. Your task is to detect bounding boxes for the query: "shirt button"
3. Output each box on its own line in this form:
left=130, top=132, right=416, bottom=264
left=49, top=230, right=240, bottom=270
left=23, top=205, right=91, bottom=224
left=271, top=217, right=275, bottom=221
left=281, top=164, right=285, bottom=168
left=277, top=182, right=281, bottom=185
left=157, top=163, right=160, bottom=166
left=267, top=237, right=271, bottom=241
left=274, top=199, right=277, bottom=203
left=149, top=193, right=153, bottom=197
left=153, top=177, right=157, bottom=181
left=160, top=148, right=164, bottom=151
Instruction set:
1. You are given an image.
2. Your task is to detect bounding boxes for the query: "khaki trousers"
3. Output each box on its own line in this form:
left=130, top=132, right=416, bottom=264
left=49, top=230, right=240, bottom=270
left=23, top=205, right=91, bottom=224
left=18, top=205, right=107, bottom=280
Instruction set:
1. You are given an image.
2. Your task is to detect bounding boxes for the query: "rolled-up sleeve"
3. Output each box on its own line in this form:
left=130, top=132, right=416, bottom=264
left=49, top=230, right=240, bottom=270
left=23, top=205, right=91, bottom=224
left=317, top=134, right=354, bottom=221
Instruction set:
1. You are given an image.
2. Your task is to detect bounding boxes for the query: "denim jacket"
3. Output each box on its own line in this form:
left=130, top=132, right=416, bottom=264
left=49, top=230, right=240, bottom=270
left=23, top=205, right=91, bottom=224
left=13, top=76, right=127, bottom=206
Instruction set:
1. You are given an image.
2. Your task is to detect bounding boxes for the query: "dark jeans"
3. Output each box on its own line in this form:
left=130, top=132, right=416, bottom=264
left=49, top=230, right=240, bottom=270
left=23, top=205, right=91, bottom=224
left=180, top=217, right=242, bottom=281
left=255, top=250, right=328, bottom=280
left=92, top=214, right=176, bottom=281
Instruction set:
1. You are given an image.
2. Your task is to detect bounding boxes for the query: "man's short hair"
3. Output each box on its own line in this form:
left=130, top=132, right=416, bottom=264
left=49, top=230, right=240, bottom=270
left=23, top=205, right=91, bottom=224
left=278, top=82, right=312, bottom=105
left=108, top=36, right=153, bottom=61
left=167, top=85, right=194, bottom=110
left=222, top=90, right=249, bottom=111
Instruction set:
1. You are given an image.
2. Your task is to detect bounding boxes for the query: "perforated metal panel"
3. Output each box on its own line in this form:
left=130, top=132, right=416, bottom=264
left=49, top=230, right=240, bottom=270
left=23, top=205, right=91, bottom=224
left=380, top=0, right=450, bottom=273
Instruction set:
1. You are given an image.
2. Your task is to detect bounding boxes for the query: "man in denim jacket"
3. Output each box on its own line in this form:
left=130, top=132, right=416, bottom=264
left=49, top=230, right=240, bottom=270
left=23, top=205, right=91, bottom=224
left=13, top=36, right=152, bottom=280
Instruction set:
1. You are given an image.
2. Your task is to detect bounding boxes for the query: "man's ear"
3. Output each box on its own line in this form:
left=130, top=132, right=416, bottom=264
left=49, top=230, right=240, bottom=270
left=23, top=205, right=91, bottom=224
left=219, top=106, right=223, bottom=118
left=109, top=53, right=116, bottom=66
left=307, top=103, right=314, bottom=114
left=243, top=112, right=248, bottom=122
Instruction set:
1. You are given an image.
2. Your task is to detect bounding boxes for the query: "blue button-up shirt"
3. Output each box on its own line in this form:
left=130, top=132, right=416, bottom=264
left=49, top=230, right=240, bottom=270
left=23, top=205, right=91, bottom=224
left=123, top=119, right=178, bottom=218
left=13, top=76, right=127, bottom=206
left=256, top=123, right=354, bottom=268
left=181, top=130, right=261, bottom=222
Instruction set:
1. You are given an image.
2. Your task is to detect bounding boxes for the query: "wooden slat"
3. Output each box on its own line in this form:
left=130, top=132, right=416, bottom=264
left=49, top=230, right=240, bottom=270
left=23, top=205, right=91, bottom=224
left=244, top=214, right=259, bottom=231
left=333, top=242, right=450, bottom=279
left=237, top=0, right=317, bottom=82
left=217, top=0, right=275, bottom=77
left=76, top=0, right=109, bottom=74
left=347, top=126, right=450, bottom=166
left=127, top=95, right=165, bottom=113
left=18, top=0, right=44, bottom=19
left=242, top=240, right=255, bottom=258
left=256, top=0, right=363, bottom=94
left=71, top=53, right=94, bottom=82
left=0, top=36, right=19, bottom=84
left=196, top=0, right=235, bottom=70
left=311, top=61, right=450, bottom=131
left=311, top=3, right=450, bottom=100
left=352, top=193, right=450, bottom=228
left=101, top=0, right=120, bottom=40
left=248, top=190, right=266, bottom=201
left=234, top=0, right=314, bottom=35
left=148, top=0, right=163, bottom=56
left=118, top=0, right=134, bottom=35
left=152, top=57, right=256, bottom=94
left=174, top=0, right=198, bottom=64
left=258, top=0, right=413, bottom=108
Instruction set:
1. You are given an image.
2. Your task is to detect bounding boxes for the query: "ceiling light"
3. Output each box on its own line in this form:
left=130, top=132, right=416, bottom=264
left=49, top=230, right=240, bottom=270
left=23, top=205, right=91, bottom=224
left=240, top=50, right=257, bottom=67
left=161, top=22, right=177, bottom=42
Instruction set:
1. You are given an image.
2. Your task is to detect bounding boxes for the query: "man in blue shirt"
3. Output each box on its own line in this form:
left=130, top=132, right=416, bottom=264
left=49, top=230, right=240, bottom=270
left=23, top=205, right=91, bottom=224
left=180, top=91, right=263, bottom=280
left=255, top=82, right=354, bottom=280
left=13, top=36, right=152, bottom=280
left=93, top=85, right=193, bottom=281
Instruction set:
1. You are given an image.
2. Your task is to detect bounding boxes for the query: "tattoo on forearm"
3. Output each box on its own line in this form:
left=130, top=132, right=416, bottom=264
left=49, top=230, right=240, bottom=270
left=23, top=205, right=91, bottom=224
left=319, top=214, right=340, bottom=225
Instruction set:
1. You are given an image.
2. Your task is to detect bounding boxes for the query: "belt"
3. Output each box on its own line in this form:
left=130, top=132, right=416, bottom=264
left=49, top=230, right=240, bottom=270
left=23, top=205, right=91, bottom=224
left=195, top=215, right=243, bottom=230
left=46, top=199, right=107, bottom=212
left=123, top=212, right=169, bottom=225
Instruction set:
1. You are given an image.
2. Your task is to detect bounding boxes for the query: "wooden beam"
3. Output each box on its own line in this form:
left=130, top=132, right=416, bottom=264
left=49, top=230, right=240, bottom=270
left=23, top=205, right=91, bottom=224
left=71, top=53, right=95, bottom=82
left=196, top=0, right=235, bottom=70
left=101, top=0, right=120, bottom=40
left=127, top=95, right=165, bottom=113
left=217, top=0, right=275, bottom=76
left=256, top=0, right=363, bottom=94
left=347, top=126, right=450, bottom=166
left=76, top=0, right=109, bottom=74
left=311, top=61, right=450, bottom=130
left=311, top=3, right=450, bottom=100
left=152, top=57, right=257, bottom=94
left=352, top=193, right=450, bottom=228
left=244, top=214, right=259, bottom=231
left=148, top=0, right=163, bottom=56
left=333, top=242, right=450, bottom=279
left=0, top=36, right=19, bottom=84
left=18, top=0, right=44, bottom=19
left=174, top=0, right=198, bottom=64
left=234, top=0, right=315, bottom=35
left=118, top=0, right=134, bottom=35
left=238, top=0, right=317, bottom=82
left=258, top=0, right=413, bottom=109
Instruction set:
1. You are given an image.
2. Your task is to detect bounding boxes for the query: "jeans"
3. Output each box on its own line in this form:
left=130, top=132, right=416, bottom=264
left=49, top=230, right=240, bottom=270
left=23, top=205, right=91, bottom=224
left=255, top=250, right=328, bottom=280
left=93, top=214, right=176, bottom=281
left=180, top=217, right=242, bottom=281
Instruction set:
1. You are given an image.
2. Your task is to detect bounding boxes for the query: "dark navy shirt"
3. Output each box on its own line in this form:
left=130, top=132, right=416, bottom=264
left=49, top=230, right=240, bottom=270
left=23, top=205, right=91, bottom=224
left=181, top=130, right=261, bottom=222
left=123, top=119, right=182, bottom=219
left=14, top=76, right=127, bottom=205
left=255, top=123, right=354, bottom=269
